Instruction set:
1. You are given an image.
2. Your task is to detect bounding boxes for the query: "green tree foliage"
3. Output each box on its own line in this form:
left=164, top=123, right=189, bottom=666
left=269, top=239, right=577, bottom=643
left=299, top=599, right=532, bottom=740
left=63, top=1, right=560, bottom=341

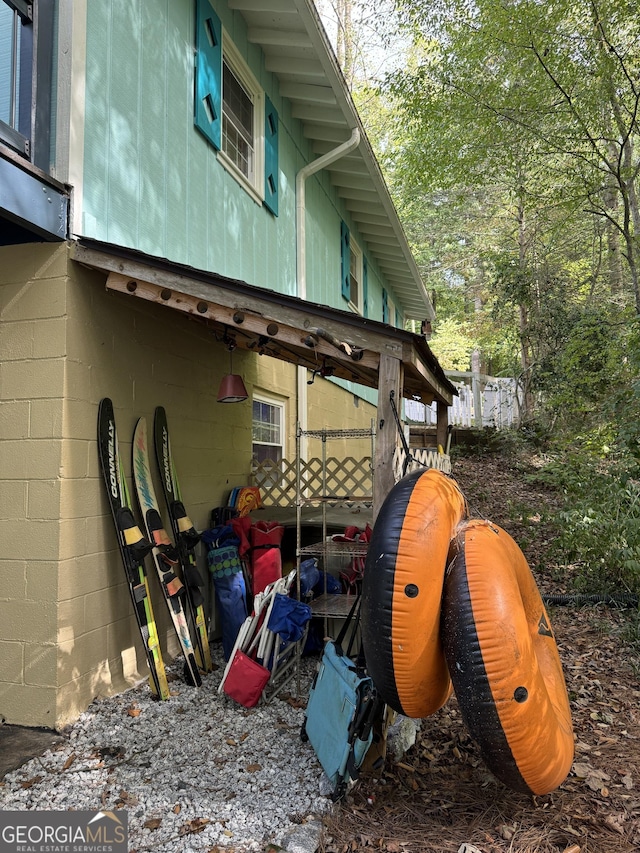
left=320, top=0, right=640, bottom=593
left=382, top=0, right=640, bottom=410
left=428, top=317, right=475, bottom=370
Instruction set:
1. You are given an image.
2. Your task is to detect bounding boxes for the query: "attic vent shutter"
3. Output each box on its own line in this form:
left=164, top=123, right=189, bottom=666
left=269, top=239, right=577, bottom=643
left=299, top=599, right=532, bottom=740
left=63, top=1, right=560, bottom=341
left=382, top=288, right=389, bottom=323
left=194, top=0, right=222, bottom=150
left=264, top=96, right=279, bottom=215
left=363, top=255, right=369, bottom=318
left=340, top=221, right=350, bottom=301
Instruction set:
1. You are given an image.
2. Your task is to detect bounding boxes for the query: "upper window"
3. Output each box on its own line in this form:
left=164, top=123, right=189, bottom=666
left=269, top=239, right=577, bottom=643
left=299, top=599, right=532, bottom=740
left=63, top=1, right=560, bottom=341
left=348, top=237, right=363, bottom=313
left=0, top=0, right=53, bottom=172
left=340, top=220, right=368, bottom=316
left=194, top=0, right=278, bottom=215
left=220, top=39, right=263, bottom=196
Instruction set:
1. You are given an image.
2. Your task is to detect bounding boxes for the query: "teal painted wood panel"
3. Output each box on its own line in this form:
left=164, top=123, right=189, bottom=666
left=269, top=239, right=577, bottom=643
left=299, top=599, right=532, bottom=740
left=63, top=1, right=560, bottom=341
left=104, top=4, right=142, bottom=248
left=81, top=0, right=397, bottom=317
left=165, top=0, right=192, bottom=259
left=139, top=0, right=169, bottom=256
left=82, top=1, right=112, bottom=237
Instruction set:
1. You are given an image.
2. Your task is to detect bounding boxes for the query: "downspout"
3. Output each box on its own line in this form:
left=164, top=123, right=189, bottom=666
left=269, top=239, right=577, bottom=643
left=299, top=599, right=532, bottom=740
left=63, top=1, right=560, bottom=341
left=295, top=127, right=361, bottom=453
left=296, top=126, right=360, bottom=300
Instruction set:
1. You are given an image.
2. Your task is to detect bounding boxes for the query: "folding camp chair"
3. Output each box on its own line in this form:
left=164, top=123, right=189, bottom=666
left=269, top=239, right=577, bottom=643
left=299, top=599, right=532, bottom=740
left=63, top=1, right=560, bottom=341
left=218, top=572, right=311, bottom=706
left=301, top=595, right=380, bottom=800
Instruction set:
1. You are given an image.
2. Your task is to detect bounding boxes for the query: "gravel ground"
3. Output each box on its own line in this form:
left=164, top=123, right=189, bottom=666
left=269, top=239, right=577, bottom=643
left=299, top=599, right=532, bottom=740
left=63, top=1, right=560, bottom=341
left=0, top=644, right=332, bottom=853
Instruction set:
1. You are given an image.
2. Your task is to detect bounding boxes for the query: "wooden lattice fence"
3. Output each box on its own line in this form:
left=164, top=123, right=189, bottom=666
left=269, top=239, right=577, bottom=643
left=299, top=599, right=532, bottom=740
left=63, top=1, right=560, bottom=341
left=251, top=456, right=373, bottom=507
left=392, top=446, right=452, bottom=481
left=251, top=447, right=450, bottom=507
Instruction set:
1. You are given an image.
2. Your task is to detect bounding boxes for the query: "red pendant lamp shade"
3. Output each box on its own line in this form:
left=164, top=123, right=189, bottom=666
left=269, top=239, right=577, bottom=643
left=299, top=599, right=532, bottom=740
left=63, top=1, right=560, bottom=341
left=217, top=344, right=248, bottom=403
left=217, top=372, right=248, bottom=403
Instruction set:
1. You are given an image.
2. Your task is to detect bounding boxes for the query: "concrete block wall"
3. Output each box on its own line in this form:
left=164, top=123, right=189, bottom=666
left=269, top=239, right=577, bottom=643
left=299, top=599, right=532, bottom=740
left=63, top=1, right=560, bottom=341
left=0, top=243, right=69, bottom=727
left=0, top=243, right=257, bottom=728
left=56, top=252, right=256, bottom=727
left=306, top=378, right=376, bottom=462
left=252, top=353, right=377, bottom=462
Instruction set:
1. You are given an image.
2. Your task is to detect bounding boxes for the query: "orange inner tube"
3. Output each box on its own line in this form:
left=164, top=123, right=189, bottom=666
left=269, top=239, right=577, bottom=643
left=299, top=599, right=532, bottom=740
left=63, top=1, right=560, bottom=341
left=362, top=469, right=466, bottom=718
left=442, top=519, right=574, bottom=795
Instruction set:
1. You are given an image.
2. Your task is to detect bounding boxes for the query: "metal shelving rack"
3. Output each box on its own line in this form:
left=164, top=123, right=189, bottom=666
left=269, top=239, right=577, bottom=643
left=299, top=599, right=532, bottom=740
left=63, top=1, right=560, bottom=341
left=295, top=423, right=375, bottom=638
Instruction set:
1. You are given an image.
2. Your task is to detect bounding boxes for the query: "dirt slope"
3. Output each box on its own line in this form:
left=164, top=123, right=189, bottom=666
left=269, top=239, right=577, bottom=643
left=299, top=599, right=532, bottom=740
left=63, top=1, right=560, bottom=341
left=321, top=451, right=640, bottom=853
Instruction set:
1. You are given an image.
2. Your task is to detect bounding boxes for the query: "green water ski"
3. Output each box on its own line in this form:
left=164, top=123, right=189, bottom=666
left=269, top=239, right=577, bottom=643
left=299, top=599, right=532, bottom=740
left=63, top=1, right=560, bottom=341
left=132, top=416, right=202, bottom=688
left=154, top=406, right=213, bottom=673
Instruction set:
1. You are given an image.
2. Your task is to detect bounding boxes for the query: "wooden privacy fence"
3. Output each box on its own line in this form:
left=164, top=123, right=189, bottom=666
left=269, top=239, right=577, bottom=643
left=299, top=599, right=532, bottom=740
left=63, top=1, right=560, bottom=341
left=406, top=372, right=522, bottom=430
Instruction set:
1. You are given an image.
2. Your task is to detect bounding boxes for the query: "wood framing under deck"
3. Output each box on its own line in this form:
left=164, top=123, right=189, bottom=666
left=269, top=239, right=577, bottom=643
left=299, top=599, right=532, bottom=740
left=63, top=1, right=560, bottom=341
left=71, top=239, right=456, bottom=514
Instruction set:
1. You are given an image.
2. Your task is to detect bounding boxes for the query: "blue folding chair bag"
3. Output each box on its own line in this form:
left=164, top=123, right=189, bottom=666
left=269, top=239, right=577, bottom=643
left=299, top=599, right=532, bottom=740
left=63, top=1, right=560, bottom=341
left=203, top=533, right=248, bottom=661
left=303, top=640, right=374, bottom=798
left=267, top=593, right=312, bottom=643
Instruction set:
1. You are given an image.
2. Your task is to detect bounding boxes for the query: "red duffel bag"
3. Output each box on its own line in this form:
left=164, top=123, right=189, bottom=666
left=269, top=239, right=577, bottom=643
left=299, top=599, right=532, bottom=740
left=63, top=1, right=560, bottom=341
left=250, top=521, right=284, bottom=595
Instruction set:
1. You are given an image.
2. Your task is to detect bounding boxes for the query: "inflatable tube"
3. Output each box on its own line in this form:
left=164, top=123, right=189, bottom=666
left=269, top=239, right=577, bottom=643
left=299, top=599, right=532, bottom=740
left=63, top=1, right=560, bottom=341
left=362, top=469, right=466, bottom=718
left=442, top=520, right=574, bottom=795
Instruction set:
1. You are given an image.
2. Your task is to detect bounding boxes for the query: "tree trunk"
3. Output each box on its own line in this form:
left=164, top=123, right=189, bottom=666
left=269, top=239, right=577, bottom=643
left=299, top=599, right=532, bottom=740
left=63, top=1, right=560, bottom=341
left=336, top=0, right=355, bottom=87
left=516, top=192, right=535, bottom=419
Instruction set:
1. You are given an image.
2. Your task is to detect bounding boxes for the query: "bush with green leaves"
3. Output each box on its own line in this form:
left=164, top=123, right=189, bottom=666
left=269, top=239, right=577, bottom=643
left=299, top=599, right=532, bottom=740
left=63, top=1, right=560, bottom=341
left=540, top=450, right=640, bottom=595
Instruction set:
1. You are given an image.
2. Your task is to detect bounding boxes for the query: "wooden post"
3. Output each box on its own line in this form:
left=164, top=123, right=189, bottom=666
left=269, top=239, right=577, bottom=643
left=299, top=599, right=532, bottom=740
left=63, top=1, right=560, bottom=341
left=436, top=400, right=449, bottom=450
left=374, top=353, right=403, bottom=522
left=472, top=371, right=483, bottom=427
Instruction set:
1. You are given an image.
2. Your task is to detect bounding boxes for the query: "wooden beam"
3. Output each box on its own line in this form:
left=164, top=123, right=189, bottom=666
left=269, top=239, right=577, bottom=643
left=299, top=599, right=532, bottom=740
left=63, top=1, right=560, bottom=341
left=104, top=272, right=381, bottom=371
left=67, top=244, right=406, bottom=356
left=374, top=354, right=403, bottom=522
left=71, top=242, right=452, bottom=406
left=402, top=341, right=454, bottom=405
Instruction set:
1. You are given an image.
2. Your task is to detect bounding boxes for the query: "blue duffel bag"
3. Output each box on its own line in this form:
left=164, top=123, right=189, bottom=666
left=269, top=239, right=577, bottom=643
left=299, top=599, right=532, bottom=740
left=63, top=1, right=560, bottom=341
left=301, top=598, right=378, bottom=800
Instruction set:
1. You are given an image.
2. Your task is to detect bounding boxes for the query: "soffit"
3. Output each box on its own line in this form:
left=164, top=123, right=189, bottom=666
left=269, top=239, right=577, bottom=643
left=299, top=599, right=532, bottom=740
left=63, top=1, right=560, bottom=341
left=227, top=0, right=433, bottom=321
left=71, top=239, right=454, bottom=405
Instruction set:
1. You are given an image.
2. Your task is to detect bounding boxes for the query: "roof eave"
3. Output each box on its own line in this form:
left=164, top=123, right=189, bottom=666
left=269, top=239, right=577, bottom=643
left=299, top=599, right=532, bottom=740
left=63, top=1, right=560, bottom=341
left=235, top=0, right=434, bottom=322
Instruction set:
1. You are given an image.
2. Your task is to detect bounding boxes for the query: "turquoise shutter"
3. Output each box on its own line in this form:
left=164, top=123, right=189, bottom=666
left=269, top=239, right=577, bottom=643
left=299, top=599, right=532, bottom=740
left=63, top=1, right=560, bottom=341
left=382, top=288, right=389, bottom=323
left=194, top=0, right=222, bottom=150
left=264, top=97, right=279, bottom=215
left=363, top=255, right=369, bottom=317
left=340, top=221, right=350, bottom=301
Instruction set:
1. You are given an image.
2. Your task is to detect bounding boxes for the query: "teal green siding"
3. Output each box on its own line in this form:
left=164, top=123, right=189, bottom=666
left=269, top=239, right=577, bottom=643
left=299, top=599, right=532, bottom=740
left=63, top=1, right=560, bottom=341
left=331, top=378, right=378, bottom=408
left=81, top=0, right=402, bottom=318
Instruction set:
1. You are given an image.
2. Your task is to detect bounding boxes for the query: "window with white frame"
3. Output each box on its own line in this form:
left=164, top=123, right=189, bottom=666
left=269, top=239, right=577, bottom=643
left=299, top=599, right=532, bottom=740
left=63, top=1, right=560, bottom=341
left=220, top=40, right=263, bottom=195
left=252, top=396, right=285, bottom=464
left=387, top=295, right=397, bottom=327
left=340, top=220, right=366, bottom=315
left=194, top=0, right=279, bottom=215
left=348, top=237, right=363, bottom=313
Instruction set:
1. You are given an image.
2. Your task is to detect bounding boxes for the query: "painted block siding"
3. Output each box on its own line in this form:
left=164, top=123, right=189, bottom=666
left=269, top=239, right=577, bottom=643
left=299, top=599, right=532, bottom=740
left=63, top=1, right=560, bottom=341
left=0, top=242, right=378, bottom=726
left=0, top=242, right=253, bottom=726
left=0, top=244, right=67, bottom=727
left=78, top=0, right=399, bottom=327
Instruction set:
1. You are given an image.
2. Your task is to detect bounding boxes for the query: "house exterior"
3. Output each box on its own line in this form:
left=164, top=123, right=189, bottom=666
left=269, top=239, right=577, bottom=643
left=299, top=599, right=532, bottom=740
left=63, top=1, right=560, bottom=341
left=0, top=0, right=455, bottom=728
